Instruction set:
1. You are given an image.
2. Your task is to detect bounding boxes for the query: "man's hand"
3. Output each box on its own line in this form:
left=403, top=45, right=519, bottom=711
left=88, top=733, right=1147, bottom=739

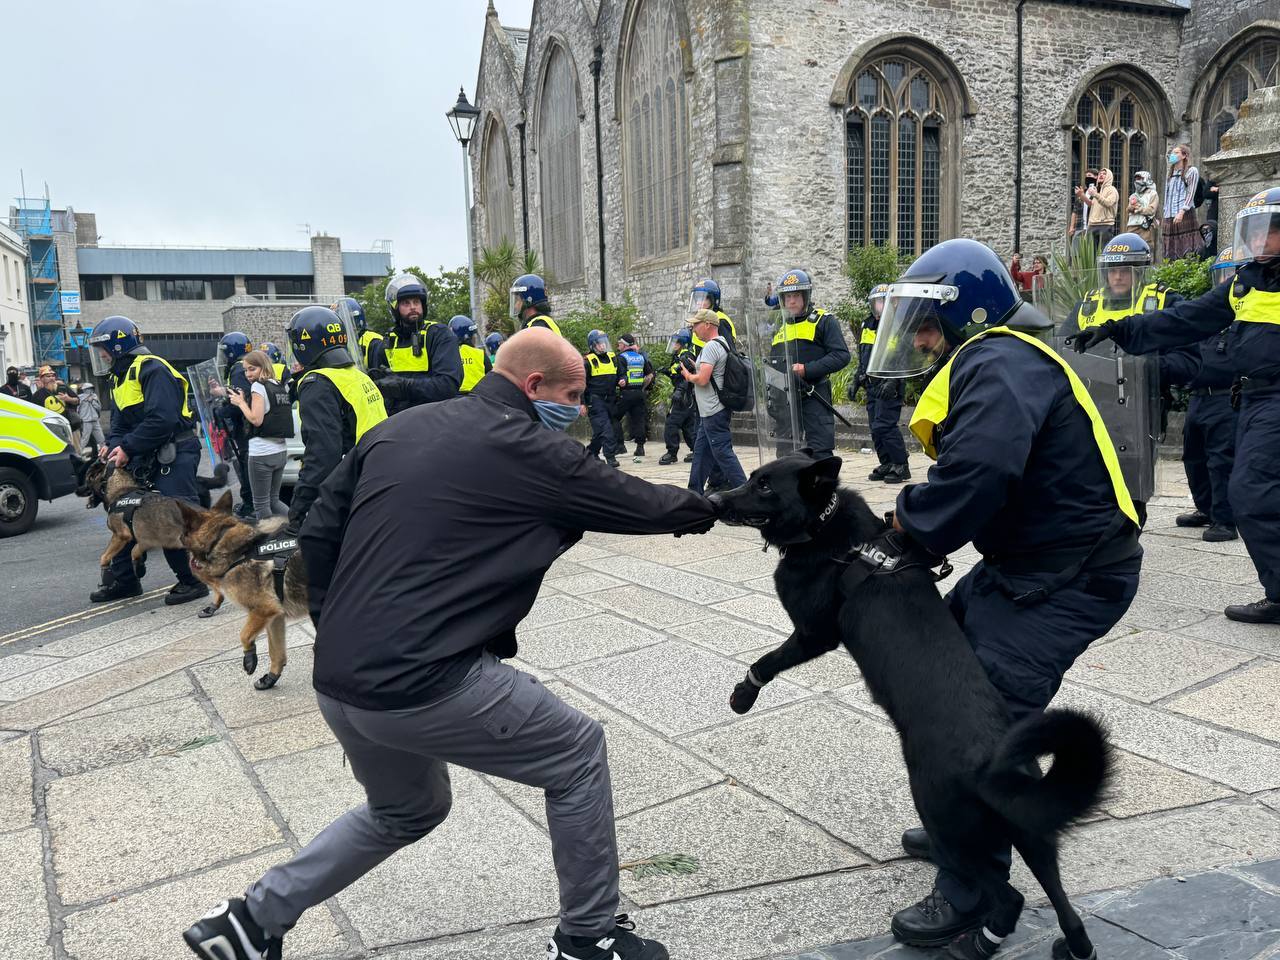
left=107, top=446, right=129, bottom=468
left=1070, top=322, right=1117, bottom=354
left=366, top=366, right=389, bottom=382
left=792, top=363, right=805, bottom=378
left=376, top=376, right=406, bottom=400
left=1174, top=210, right=1184, bottom=225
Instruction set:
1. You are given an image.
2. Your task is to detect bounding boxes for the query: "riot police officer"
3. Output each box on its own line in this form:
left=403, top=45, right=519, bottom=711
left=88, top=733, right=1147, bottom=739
left=285, top=306, right=389, bottom=532
left=852, top=283, right=910, bottom=483
left=215, top=331, right=256, bottom=519
left=450, top=315, right=492, bottom=394
left=583, top=329, right=620, bottom=467
left=768, top=269, right=850, bottom=459
left=659, top=329, right=698, bottom=465
left=485, top=331, right=505, bottom=363
left=1161, top=246, right=1239, bottom=542
left=689, top=278, right=739, bottom=346
left=511, top=274, right=563, bottom=336
left=613, top=333, right=653, bottom=460
left=1059, top=233, right=1174, bottom=338
left=334, top=296, right=383, bottom=369
left=870, top=239, right=1141, bottom=952
left=370, top=273, right=463, bottom=415
left=259, top=342, right=290, bottom=385
left=1077, top=187, right=1280, bottom=623
left=86, top=315, right=210, bottom=606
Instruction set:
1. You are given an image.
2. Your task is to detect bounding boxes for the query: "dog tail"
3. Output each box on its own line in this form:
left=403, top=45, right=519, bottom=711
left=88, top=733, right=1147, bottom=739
left=198, top=462, right=230, bottom=491
left=980, top=708, right=1112, bottom=837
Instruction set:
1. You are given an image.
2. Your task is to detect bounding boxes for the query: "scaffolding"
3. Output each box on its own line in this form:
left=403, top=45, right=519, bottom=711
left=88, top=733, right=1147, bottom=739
left=11, top=194, right=75, bottom=374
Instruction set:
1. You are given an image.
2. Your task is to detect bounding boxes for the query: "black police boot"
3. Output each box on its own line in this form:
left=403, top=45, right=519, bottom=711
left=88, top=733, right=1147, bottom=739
left=683, top=452, right=694, bottom=462
left=89, top=580, right=143, bottom=603
left=183, top=897, right=282, bottom=959
left=165, top=580, right=210, bottom=606
left=1203, top=524, right=1238, bottom=542
left=633, top=443, right=645, bottom=462
left=548, top=914, right=669, bottom=960
left=234, top=501, right=257, bottom=521
left=868, top=462, right=891, bottom=481
left=1225, top=599, right=1280, bottom=624
left=901, top=826, right=933, bottom=860
left=606, top=457, right=621, bottom=468
left=892, top=888, right=987, bottom=947
left=616, top=442, right=628, bottom=455
left=1175, top=509, right=1210, bottom=527
left=659, top=450, right=678, bottom=465
left=882, top=463, right=912, bottom=484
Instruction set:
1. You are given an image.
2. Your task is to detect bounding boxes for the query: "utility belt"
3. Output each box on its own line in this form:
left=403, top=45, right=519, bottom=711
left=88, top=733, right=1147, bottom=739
left=1191, top=386, right=1232, bottom=398
left=1231, top=370, right=1280, bottom=409
left=129, top=430, right=196, bottom=485
left=982, top=511, right=1140, bottom=607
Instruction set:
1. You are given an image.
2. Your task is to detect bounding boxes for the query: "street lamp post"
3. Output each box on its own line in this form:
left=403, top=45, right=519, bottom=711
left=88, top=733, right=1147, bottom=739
left=446, top=87, right=482, bottom=334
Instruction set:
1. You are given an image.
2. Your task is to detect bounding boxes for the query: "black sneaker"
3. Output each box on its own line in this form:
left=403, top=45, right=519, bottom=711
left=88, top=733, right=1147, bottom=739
left=548, top=915, right=669, bottom=960
left=868, top=463, right=891, bottom=481
left=89, top=580, right=143, bottom=603
left=882, top=463, right=912, bottom=484
left=1203, top=524, right=1238, bottom=542
left=234, top=504, right=257, bottom=521
left=1176, top=510, right=1210, bottom=528
left=892, top=888, right=986, bottom=947
left=606, top=457, right=621, bottom=468
left=183, top=897, right=281, bottom=959
left=658, top=451, right=678, bottom=465
left=1224, top=598, right=1280, bottom=624
left=165, top=581, right=210, bottom=606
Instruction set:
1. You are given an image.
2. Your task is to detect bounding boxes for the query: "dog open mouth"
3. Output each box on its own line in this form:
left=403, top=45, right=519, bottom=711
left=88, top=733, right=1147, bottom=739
left=715, top=506, right=772, bottom=529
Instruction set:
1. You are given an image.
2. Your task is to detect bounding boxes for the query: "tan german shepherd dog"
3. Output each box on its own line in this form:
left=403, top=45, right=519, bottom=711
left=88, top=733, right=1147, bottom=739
left=177, top=492, right=308, bottom=690
left=77, top=459, right=192, bottom=581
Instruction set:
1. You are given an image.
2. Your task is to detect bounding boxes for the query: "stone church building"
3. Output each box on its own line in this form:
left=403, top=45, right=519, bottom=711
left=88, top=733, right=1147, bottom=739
left=470, top=0, right=1280, bottom=332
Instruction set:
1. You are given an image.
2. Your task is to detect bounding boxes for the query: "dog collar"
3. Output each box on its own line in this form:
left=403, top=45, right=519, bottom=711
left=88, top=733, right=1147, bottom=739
left=762, top=492, right=843, bottom=554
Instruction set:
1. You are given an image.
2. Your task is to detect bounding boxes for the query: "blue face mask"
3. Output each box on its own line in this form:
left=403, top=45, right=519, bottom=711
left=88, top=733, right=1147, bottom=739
left=532, top=398, right=581, bottom=431
left=1168, top=153, right=1179, bottom=164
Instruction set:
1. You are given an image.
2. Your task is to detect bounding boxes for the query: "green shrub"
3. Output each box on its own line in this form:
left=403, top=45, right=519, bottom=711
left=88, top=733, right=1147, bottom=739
left=476, top=241, right=548, bottom=337
left=1150, top=256, right=1212, bottom=299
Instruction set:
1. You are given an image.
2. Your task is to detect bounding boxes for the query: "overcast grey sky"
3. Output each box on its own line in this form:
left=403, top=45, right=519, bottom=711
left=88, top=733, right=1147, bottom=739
left=11, top=0, right=537, bottom=273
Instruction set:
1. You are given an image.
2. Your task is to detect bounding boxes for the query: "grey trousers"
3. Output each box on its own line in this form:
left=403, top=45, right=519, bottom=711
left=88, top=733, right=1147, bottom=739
left=247, top=450, right=289, bottom=520
left=245, top=653, right=619, bottom=938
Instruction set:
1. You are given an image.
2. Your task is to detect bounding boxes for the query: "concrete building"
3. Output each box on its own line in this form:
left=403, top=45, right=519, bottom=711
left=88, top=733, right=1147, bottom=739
left=0, top=222, right=34, bottom=372
left=470, top=0, right=1280, bottom=332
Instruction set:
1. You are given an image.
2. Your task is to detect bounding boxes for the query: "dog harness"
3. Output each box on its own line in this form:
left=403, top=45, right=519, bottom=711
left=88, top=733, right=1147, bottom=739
left=107, top=491, right=157, bottom=538
left=833, top=527, right=954, bottom=599
left=220, top=534, right=299, bottom=601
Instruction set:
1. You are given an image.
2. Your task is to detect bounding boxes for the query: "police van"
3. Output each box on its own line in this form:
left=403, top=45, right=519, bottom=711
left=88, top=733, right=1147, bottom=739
left=0, top=393, right=79, bottom=536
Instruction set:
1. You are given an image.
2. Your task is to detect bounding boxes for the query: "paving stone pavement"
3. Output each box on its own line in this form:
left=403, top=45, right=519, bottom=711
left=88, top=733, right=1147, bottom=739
left=1, top=451, right=1278, bottom=960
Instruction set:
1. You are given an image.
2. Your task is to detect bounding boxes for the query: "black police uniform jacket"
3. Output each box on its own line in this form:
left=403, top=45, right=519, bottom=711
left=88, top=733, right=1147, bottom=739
left=301, top=374, right=717, bottom=710
left=378, top=321, right=464, bottom=415
left=106, top=352, right=194, bottom=459
left=287, top=357, right=362, bottom=529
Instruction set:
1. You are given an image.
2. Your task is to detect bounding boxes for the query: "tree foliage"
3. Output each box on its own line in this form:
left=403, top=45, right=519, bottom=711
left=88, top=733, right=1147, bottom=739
left=476, top=241, right=547, bottom=336
left=351, top=266, right=471, bottom=334
left=1150, top=255, right=1212, bottom=299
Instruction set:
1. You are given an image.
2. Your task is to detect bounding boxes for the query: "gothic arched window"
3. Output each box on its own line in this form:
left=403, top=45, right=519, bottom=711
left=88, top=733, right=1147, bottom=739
left=1201, top=34, right=1280, bottom=154
left=483, top=118, right=517, bottom=249
left=845, top=53, right=955, bottom=256
left=537, top=44, right=584, bottom=284
left=622, top=0, right=690, bottom=263
left=1070, top=74, right=1157, bottom=203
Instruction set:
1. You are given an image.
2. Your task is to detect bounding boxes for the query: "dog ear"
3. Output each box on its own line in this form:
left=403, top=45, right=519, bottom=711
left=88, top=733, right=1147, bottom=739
left=798, top=456, right=843, bottom=500
left=177, top=500, right=206, bottom=530
left=213, top=491, right=234, bottom=514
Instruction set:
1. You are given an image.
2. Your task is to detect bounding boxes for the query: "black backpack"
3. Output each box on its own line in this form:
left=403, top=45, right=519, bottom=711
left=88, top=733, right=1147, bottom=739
left=1191, top=173, right=1206, bottom=209
left=709, top=336, right=754, bottom=412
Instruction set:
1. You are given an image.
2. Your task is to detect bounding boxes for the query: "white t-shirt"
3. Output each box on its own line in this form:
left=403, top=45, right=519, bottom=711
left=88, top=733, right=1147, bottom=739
left=693, top=338, right=728, bottom=418
left=247, top=382, right=287, bottom=456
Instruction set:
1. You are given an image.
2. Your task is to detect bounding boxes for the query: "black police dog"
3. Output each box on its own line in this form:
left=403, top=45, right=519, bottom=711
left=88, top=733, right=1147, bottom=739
left=713, top=454, right=1110, bottom=960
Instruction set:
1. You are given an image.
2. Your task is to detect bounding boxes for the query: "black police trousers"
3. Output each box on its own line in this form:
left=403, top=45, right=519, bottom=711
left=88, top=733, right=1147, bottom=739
left=1230, top=391, right=1280, bottom=601
left=1183, top=393, right=1236, bottom=527
left=867, top=382, right=908, bottom=466
left=108, top=437, right=202, bottom=589
left=585, top=398, right=619, bottom=459
left=616, top=389, right=648, bottom=446
left=774, top=382, right=836, bottom=460
left=931, top=554, right=1141, bottom=911
left=664, top=397, right=697, bottom=454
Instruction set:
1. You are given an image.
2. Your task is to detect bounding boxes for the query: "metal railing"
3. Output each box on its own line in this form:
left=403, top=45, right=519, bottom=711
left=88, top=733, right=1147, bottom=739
left=89, top=241, right=392, bottom=254
left=228, top=294, right=332, bottom=305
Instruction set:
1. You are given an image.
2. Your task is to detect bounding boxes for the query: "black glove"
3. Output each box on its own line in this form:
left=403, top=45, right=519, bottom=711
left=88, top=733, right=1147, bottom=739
left=674, top=514, right=717, bottom=537
left=377, top=376, right=406, bottom=400
left=1071, top=321, right=1117, bottom=353
left=366, top=366, right=390, bottom=382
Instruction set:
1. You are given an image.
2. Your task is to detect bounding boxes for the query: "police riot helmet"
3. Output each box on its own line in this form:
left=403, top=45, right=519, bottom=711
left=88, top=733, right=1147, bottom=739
left=775, top=269, right=813, bottom=318
left=1097, top=232, right=1152, bottom=303
left=510, top=274, right=549, bottom=322
left=218, top=331, right=251, bottom=368
left=331, top=296, right=368, bottom=334
left=385, top=273, right=429, bottom=325
left=260, top=342, right=284, bottom=365
left=449, top=315, right=478, bottom=345
left=666, top=328, right=692, bottom=354
left=287, top=306, right=352, bottom=369
left=587, top=328, right=609, bottom=351
left=1233, top=187, right=1280, bottom=265
left=484, top=331, right=505, bottom=355
left=689, top=278, right=721, bottom=315
left=867, top=238, right=1048, bottom=380
left=1211, top=246, right=1241, bottom=287
left=868, top=283, right=889, bottom=304
left=87, top=316, right=144, bottom=377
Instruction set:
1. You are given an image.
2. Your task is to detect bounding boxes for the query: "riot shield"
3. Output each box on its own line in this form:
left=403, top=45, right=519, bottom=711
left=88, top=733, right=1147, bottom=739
left=330, top=299, right=366, bottom=371
left=186, top=359, right=229, bottom=470
left=741, top=298, right=803, bottom=468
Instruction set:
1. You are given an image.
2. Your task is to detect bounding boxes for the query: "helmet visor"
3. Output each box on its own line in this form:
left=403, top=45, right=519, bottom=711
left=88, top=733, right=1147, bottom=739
left=1234, top=206, right=1280, bottom=263
left=89, top=344, right=114, bottom=377
left=509, top=289, right=527, bottom=321
left=1094, top=264, right=1148, bottom=313
left=330, top=299, right=366, bottom=371
left=689, top=291, right=717, bottom=316
left=866, top=282, right=959, bottom=379
left=666, top=334, right=687, bottom=355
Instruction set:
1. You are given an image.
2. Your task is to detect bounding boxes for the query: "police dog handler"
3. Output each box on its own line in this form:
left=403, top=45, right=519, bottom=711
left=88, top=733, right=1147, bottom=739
left=184, top=328, right=714, bottom=960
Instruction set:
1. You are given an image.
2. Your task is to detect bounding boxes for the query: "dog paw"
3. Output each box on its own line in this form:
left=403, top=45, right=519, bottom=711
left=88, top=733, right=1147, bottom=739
left=242, top=649, right=258, bottom=675
left=133, top=559, right=147, bottom=580
left=730, top=680, right=761, bottom=714
left=254, top=672, right=280, bottom=691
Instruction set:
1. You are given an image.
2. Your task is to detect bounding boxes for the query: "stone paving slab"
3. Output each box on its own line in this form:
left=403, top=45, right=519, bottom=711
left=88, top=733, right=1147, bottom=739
left=519, top=593, right=598, bottom=630
left=46, top=741, right=281, bottom=905
left=669, top=614, right=788, bottom=656
left=539, top=571, right=627, bottom=595
left=38, top=696, right=218, bottom=776
left=229, top=708, right=336, bottom=763
left=1176, top=614, right=1280, bottom=659
left=0, top=733, right=34, bottom=830
left=561, top=640, right=809, bottom=737
left=583, top=554, right=750, bottom=604
left=616, top=783, right=868, bottom=905
left=1115, top=594, right=1210, bottom=633
left=28, top=604, right=198, bottom=658
left=737, top=647, right=864, bottom=692
left=607, top=531, right=759, bottom=565
left=685, top=700, right=915, bottom=862
left=0, top=653, right=60, bottom=684
left=57, top=670, right=195, bottom=723
left=1053, top=683, right=1280, bottom=792
left=516, top=613, right=667, bottom=669
left=1166, top=661, right=1280, bottom=742
left=0, top=828, right=51, bottom=960
left=189, top=645, right=319, bottom=730
left=1063, top=630, right=1254, bottom=703
left=60, top=848, right=346, bottom=960
left=712, top=593, right=795, bottom=633
left=678, top=547, right=781, bottom=583
left=1102, top=750, right=1233, bottom=819
left=1138, top=571, right=1262, bottom=616
left=586, top=584, right=709, bottom=629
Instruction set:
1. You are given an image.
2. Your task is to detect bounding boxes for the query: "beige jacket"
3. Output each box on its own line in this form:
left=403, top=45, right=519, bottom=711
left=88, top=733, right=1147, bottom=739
left=1087, top=168, right=1120, bottom=228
